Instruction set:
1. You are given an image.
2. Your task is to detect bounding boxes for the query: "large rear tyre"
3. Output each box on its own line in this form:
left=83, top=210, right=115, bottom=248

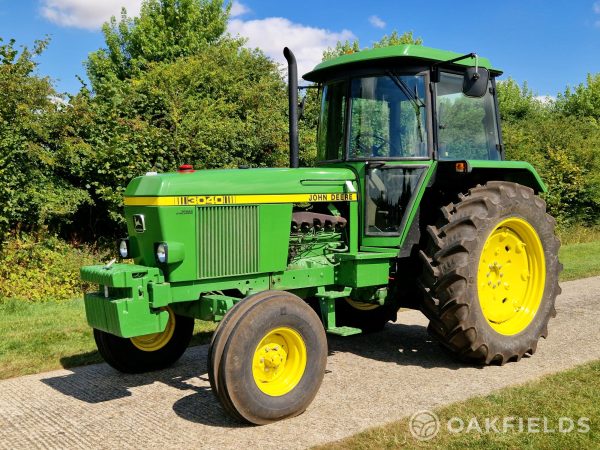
left=93, top=307, right=194, bottom=373
left=211, top=292, right=327, bottom=424
left=419, top=181, right=561, bottom=364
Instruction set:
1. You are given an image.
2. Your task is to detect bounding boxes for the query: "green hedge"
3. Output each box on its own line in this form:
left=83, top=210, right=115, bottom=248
left=0, top=234, right=108, bottom=302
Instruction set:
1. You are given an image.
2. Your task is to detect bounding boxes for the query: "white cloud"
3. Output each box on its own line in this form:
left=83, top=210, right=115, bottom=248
left=40, top=0, right=142, bottom=30
left=41, top=0, right=355, bottom=80
left=535, top=95, right=555, bottom=104
left=228, top=17, right=355, bottom=80
left=368, top=15, right=386, bottom=29
left=230, top=1, right=250, bottom=18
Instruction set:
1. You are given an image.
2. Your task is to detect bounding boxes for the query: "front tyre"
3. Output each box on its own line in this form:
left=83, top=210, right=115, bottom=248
left=93, top=306, right=194, bottom=373
left=215, top=292, right=327, bottom=424
left=419, top=181, right=561, bottom=364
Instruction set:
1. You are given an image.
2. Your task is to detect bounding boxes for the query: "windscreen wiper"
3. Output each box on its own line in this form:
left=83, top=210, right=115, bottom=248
left=386, top=71, right=425, bottom=109
left=386, top=71, right=425, bottom=142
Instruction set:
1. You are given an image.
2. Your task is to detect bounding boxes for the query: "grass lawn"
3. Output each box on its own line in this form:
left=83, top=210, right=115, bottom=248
left=558, top=240, right=600, bottom=281
left=0, top=239, right=598, bottom=381
left=0, top=298, right=216, bottom=380
left=316, top=360, right=599, bottom=449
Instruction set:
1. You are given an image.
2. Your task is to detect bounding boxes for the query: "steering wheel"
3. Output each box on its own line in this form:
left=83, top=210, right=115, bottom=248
left=354, top=132, right=394, bottom=157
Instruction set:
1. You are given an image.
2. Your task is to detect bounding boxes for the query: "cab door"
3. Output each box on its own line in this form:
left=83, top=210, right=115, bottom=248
left=360, top=161, right=434, bottom=249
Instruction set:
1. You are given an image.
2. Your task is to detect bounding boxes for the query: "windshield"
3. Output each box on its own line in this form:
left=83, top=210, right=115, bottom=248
left=436, top=72, right=501, bottom=160
left=317, top=81, right=347, bottom=161
left=317, top=74, right=428, bottom=161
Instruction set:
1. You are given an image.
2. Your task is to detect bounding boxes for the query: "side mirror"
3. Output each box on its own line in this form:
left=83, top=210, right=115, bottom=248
left=463, top=67, right=490, bottom=97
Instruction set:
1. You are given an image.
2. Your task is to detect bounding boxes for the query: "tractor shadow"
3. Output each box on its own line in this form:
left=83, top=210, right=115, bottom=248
left=326, top=319, right=468, bottom=370
left=41, top=345, right=246, bottom=428
left=41, top=314, right=484, bottom=427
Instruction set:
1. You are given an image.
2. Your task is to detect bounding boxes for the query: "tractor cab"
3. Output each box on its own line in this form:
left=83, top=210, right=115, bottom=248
left=304, top=45, right=502, bottom=163
left=290, top=45, right=519, bottom=251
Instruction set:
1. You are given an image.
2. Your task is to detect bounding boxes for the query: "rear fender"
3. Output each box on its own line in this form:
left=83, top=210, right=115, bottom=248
left=435, top=160, right=546, bottom=193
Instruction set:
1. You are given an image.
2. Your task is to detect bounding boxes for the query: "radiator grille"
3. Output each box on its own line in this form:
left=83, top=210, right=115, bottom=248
left=197, top=205, right=259, bottom=278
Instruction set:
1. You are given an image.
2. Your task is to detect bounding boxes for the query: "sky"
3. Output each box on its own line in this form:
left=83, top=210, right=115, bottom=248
left=1, top=0, right=600, bottom=98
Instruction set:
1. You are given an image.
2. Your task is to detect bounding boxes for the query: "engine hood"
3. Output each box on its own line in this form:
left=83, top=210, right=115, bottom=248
left=124, top=167, right=357, bottom=197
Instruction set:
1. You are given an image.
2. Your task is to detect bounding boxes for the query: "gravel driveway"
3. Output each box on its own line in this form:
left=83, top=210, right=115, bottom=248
left=1, top=276, right=599, bottom=449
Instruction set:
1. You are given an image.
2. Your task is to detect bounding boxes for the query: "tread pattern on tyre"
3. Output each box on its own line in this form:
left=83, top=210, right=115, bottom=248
left=418, top=181, right=562, bottom=365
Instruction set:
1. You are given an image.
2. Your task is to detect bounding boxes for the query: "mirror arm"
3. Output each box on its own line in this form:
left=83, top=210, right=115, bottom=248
left=431, top=52, right=478, bottom=82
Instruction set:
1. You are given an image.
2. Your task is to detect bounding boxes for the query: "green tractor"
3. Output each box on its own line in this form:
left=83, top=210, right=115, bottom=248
left=80, top=44, right=561, bottom=424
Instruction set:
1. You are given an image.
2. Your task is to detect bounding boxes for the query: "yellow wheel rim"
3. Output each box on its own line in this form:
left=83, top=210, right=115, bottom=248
left=252, top=327, right=307, bottom=397
left=477, top=218, right=546, bottom=335
left=130, top=307, right=176, bottom=352
left=345, top=298, right=380, bottom=311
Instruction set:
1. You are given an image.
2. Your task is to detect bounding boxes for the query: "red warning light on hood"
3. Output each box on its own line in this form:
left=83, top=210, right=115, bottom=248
left=178, top=164, right=195, bottom=173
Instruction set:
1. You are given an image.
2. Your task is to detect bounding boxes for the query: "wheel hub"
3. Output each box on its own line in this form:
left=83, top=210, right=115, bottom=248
left=255, top=343, right=287, bottom=377
left=477, top=218, right=546, bottom=335
left=252, top=327, right=306, bottom=396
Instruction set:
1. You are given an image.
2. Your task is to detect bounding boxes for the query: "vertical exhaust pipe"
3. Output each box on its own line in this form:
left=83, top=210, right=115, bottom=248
left=284, top=47, right=299, bottom=168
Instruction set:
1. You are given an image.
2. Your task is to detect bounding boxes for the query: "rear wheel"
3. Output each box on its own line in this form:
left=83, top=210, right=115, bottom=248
left=94, top=306, right=194, bottom=373
left=211, top=291, right=328, bottom=424
left=335, top=297, right=398, bottom=332
left=419, top=181, right=561, bottom=364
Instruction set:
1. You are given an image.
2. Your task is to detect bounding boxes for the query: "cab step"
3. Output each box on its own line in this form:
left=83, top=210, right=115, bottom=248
left=326, top=326, right=362, bottom=336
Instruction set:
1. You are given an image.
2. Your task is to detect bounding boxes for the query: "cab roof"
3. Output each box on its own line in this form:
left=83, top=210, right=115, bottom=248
left=303, top=44, right=502, bottom=82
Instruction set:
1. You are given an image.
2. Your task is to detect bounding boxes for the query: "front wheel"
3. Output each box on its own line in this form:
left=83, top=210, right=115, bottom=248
left=93, top=306, right=194, bottom=373
left=419, top=181, right=561, bottom=364
left=211, top=291, right=328, bottom=424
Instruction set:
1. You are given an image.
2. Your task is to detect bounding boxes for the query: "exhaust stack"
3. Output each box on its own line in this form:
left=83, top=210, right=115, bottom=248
left=283, top=47, right=299, bottom=168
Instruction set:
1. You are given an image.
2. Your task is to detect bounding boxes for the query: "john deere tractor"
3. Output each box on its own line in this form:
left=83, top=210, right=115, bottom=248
left=80, top=45, right=561, bottom=424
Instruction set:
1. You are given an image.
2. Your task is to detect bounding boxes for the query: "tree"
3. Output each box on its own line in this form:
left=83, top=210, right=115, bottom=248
left=60, top=2, right=288, bottom=238
left=322, top=30, right=422, bottom=61
left=496, top=78, right=545, bottom=122
left=497, top=79, right=600, bottom=226
left=503, top=114, right=600, bottom=225
left=86, top=0, right=229, bottom=94
left=0, top=37, right=89, bottom=240
left=556, top=73, right=600, bottom=121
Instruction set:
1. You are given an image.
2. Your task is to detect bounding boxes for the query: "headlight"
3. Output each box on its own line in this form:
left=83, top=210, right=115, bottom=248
left=118, top=238, right=129, bottom=258
left=156, top=243, right=168, bottom=263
